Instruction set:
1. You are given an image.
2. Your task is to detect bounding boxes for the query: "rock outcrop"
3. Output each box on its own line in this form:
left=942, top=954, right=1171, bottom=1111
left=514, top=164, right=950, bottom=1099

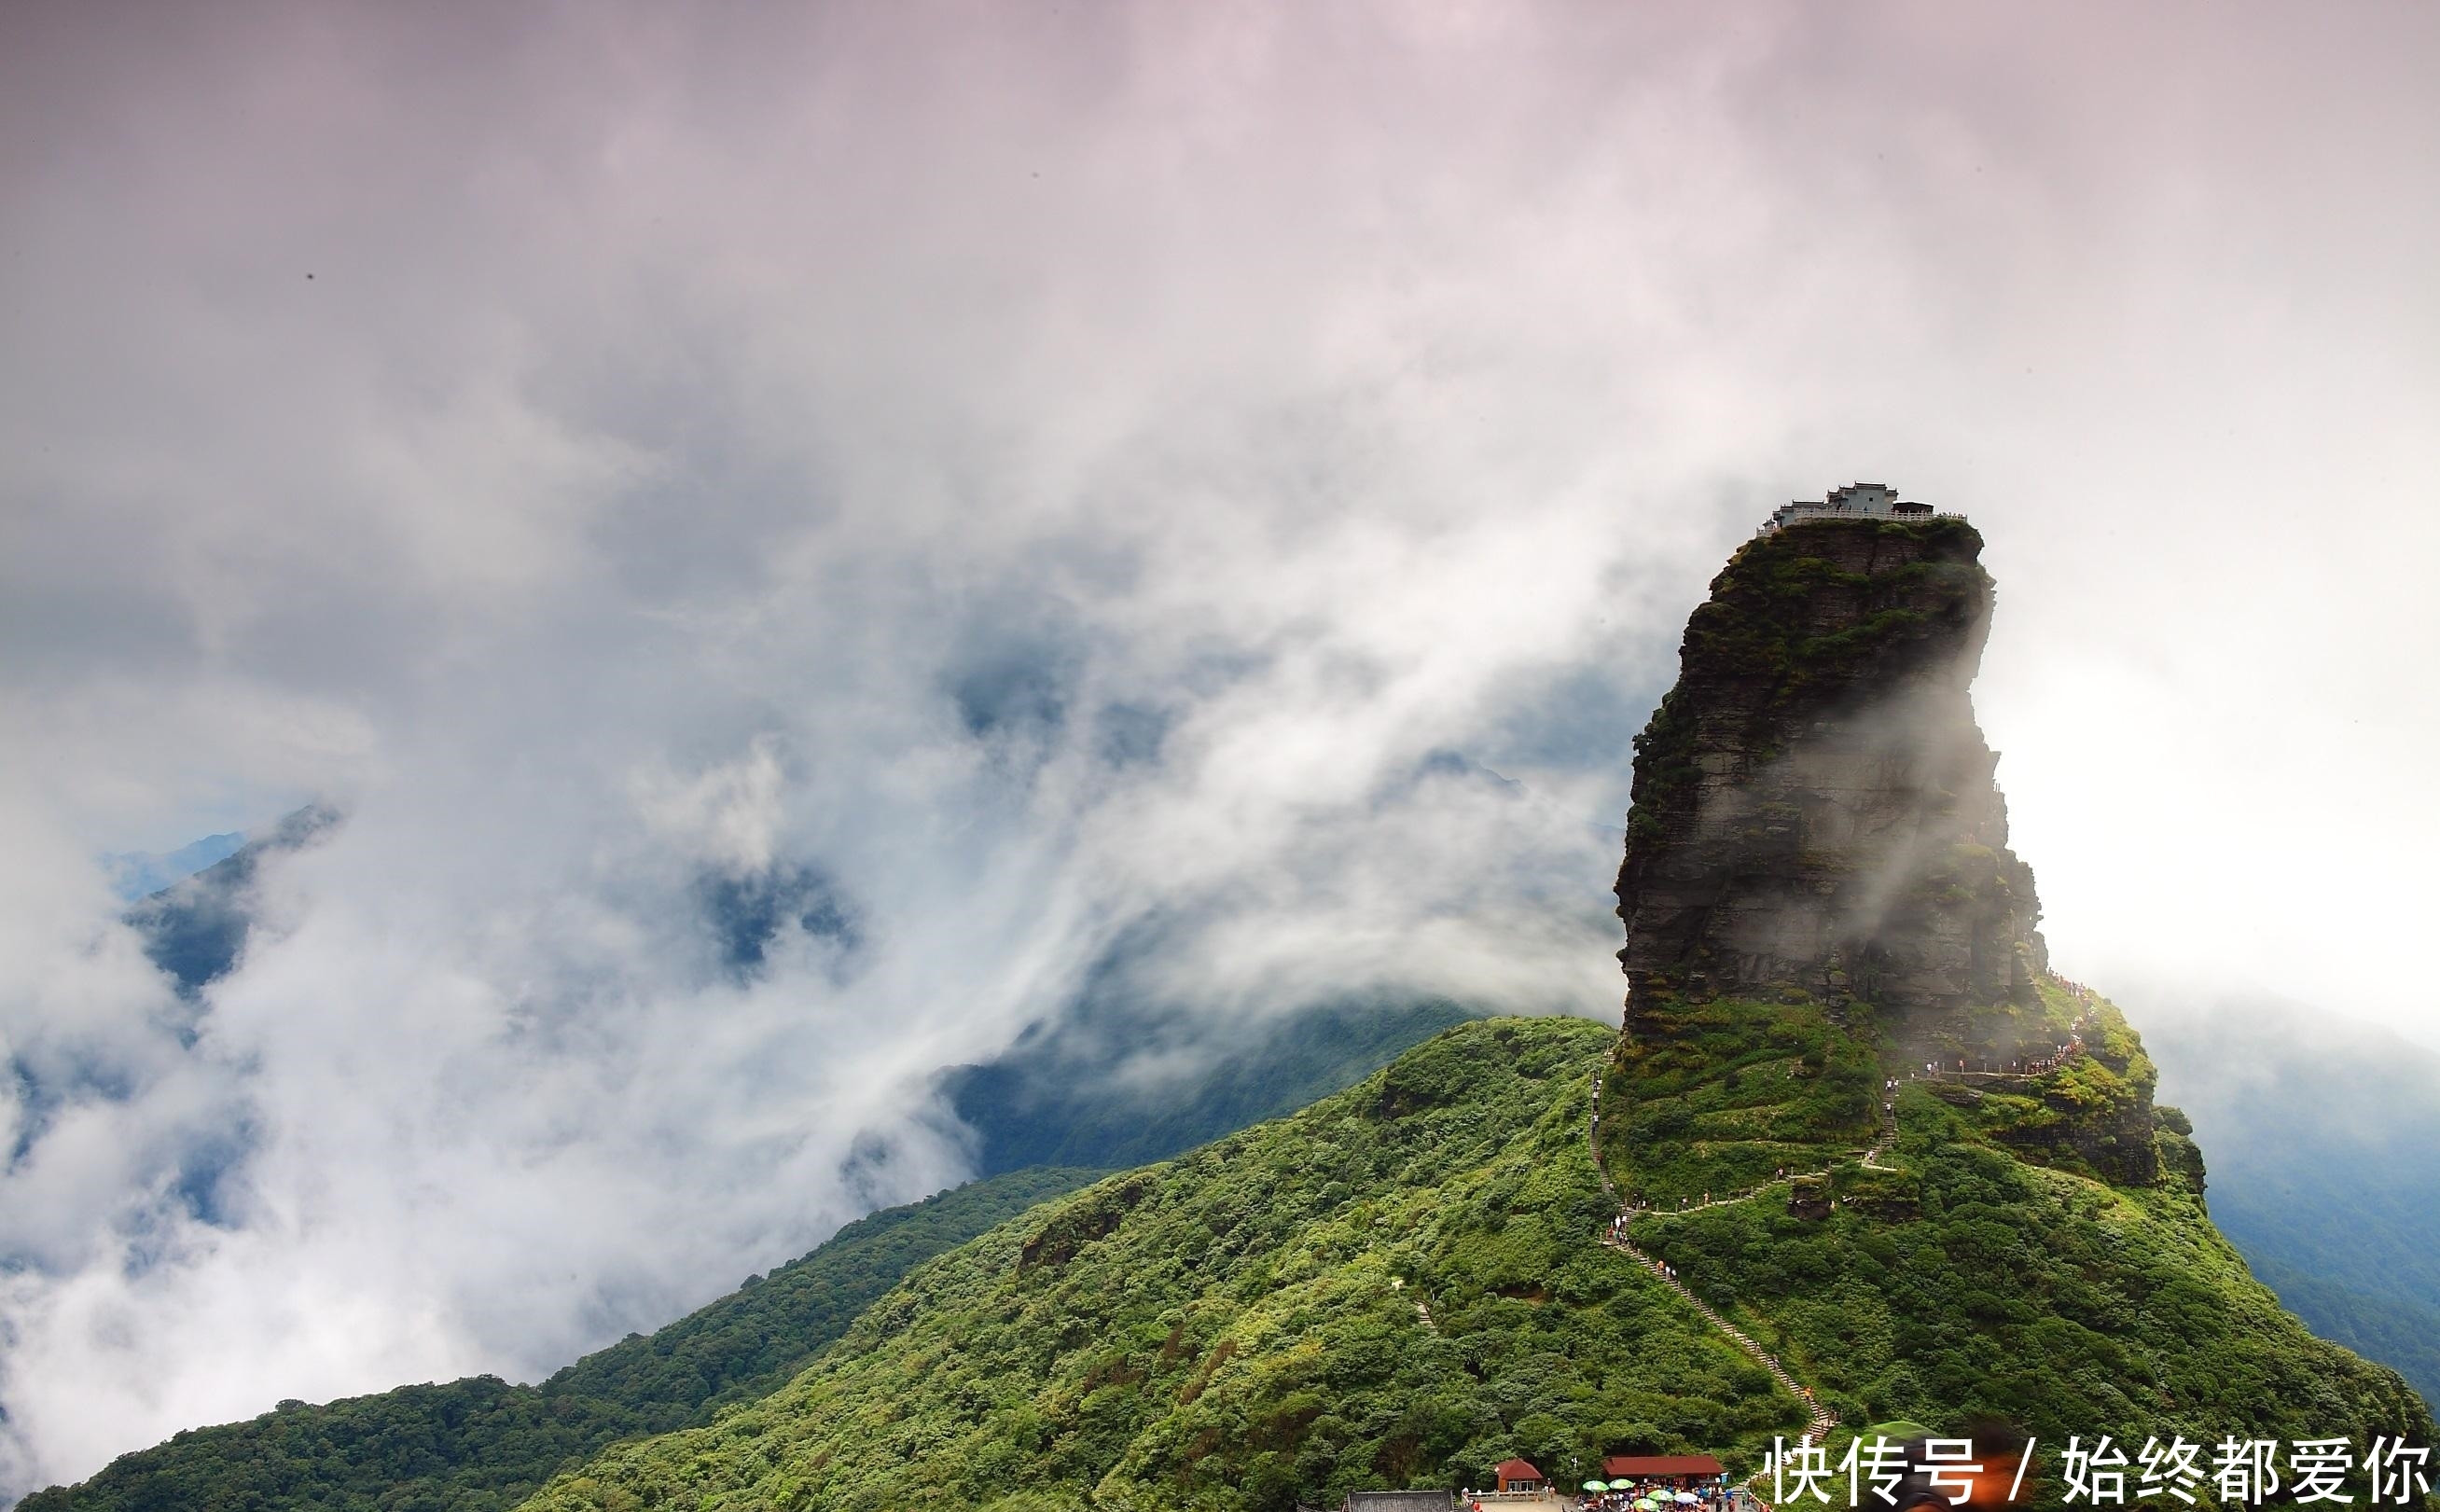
left=1615, top=514, right=2045, bottom=1024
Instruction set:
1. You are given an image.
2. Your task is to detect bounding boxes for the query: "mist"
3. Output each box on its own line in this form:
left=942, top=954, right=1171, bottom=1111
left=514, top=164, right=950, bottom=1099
left=3, top=0, right=2435, bottom=1497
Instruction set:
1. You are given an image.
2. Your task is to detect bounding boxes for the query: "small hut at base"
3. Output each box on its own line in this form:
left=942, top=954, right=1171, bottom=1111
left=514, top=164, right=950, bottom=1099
left=1493, top=1459, right=1546, bottom=1493
left=1602, top=1454, right=1725, bottom=1490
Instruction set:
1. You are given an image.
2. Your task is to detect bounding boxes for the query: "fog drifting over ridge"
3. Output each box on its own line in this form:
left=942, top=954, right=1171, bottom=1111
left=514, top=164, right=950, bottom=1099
left=3, top=0, right=2436, bottom=1495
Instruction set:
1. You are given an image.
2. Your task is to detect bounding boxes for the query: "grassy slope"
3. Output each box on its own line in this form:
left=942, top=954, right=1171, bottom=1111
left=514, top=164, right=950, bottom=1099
left=1597, top=989, right=1886, bottom=1207
left=516, top=1019, right=1799, bottom=1512
left=1599, top=985, right=2433, bottom=1510
left=21, top=1168, right=1104, bottom=1512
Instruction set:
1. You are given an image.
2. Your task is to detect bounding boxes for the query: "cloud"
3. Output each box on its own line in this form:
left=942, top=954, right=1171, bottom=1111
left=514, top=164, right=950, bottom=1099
left=1, top=0, right=2435, bottom=1495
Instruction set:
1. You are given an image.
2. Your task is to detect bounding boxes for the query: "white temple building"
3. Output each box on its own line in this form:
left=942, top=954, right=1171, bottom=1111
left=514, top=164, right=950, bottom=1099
left=1762, top=482, right=1956, bottom=534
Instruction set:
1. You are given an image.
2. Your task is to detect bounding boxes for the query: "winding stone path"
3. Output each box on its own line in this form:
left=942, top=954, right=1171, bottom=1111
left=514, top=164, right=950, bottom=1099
left=1606, top=1233, right=1837, bottom=1447
left=1601, top=1088, right=1897, bottom=1221
left=1585, top=1078, right=1837, bottom=1448
left=1859, top=1092, right=1898, bottom=1172
left=1576, top=985, right=2100, bottom=1475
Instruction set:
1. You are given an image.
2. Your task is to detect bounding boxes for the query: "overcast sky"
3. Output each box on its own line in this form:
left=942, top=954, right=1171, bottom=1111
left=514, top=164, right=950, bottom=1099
left=3, top=0, right=2435, bottom=1497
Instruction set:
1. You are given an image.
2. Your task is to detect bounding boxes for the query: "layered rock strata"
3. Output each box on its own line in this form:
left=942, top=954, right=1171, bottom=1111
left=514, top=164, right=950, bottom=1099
left=1615, top=514, right=2046, bottom=1021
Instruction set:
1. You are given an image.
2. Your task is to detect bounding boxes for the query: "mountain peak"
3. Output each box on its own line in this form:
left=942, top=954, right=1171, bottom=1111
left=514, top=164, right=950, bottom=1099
left=1615, top=512, right=2045, bottom=1026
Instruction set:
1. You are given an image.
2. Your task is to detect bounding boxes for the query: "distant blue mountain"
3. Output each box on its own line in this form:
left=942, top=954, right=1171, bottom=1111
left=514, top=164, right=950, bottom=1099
left=101, top=831, right=245, bottom=901
left=2148, top=1000, right=2440, bottom=1412
left=123, top=805, right=340, bottom=993
left=940, top=991, right=1482, bottom=1174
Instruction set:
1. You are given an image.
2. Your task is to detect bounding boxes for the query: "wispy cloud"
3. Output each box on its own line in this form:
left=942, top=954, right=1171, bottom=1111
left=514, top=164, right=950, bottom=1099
left=1, top=0, right=2434, bottom=1495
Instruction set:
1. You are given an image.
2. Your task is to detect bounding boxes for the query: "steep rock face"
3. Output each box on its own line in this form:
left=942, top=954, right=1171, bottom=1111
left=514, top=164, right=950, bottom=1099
left=1615, top=516, right=2045, bottom=1023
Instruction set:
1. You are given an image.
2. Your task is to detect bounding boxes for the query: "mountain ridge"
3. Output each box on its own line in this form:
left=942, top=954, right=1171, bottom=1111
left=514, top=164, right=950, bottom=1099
left=513, top=1018, right=1784, bottom=1512
left=35, top=507, right=2436, bottom=1511
left=1617, top=516, right=2046, bottom=1022
left=18, top=1167, right=1108, bottom=1512
left=491, top=507, right=2431, bottom=1510
left=498, top=1008, right=2433, bottom=1512
left=1592, top=510, right=2430, bottom=1494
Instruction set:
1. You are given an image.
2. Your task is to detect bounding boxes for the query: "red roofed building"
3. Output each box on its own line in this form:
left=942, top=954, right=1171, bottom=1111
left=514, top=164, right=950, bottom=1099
left=1603, top=1454, right=1725, bottom=1488
left=1494, top=1458, right=1546, bottom=1493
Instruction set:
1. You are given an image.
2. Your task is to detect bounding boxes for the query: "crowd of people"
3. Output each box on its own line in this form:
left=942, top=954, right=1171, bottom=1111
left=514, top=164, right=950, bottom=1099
left=1572, top=1479, right=1741, bottom=1511
left=2045, top=972, right=2100, bottom=1005
left=1607, top=1215, right=1684, bottom=1275
left=1911, top=1016, right=2092, bottom=1081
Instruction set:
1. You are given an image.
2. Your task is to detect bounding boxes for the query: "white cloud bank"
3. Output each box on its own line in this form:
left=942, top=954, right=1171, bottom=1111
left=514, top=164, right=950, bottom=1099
left=1, top=0, right=2434, bottom=1495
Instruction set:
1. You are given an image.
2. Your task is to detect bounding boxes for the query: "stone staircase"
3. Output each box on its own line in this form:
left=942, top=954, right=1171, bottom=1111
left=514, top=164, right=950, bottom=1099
left=1601, top=1228, right=1837, bottom=1445
left=1860, top=1090, right=1898, bottom=1171
left=1586, top=1076, right=1838, bottom=1450
left=1597, top=1086, right=1900, bottom=1218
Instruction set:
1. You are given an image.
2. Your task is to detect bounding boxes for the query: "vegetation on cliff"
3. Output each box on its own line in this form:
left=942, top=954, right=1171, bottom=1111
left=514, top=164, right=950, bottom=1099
left=507, top=1011, right=2432, bottom=1512
left=1597, top=982, right=2433, bottom=1506
left=1597, top=992, right=1881, bottom=1204
left=1622, top=517, right=1987, bottom=850
left=1595, top=506, right=2431, bottom=1505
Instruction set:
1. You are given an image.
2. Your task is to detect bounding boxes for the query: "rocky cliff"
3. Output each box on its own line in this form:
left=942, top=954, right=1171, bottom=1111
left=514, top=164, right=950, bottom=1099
left=1615, top=514, right=2046, bottom=1030
left=1583, top=509, right=2431, bottom=1463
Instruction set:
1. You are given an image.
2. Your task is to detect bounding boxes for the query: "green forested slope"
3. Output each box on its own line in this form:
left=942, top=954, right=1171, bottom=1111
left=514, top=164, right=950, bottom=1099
left=2243, top=1259, right=2440, bottom=1418
left=25, top=991, right=1478, bottom=1512
left=1598, top=984, right=2433, bottom=1508
left=45, top=1001, right=2436, bottom=1512
left=541, top=1167, right=1106, bottom=1433
left=21, top=1167, right=1103, bottom=1512
left=517, top=1018, right=1798, bottom=1512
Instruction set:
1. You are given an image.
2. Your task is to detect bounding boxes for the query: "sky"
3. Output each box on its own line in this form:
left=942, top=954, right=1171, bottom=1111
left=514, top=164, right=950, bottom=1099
left=3, top=0, right=2436, bottom=1497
